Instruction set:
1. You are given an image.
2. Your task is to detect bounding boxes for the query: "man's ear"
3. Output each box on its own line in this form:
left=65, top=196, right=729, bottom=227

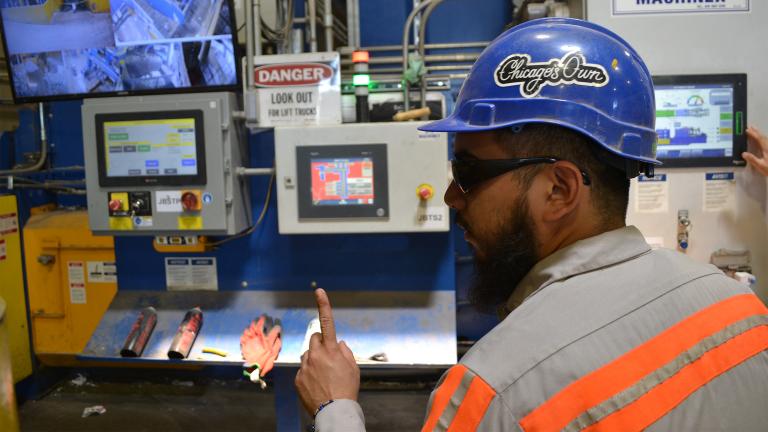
left=540, top=161, right=585, bottom=223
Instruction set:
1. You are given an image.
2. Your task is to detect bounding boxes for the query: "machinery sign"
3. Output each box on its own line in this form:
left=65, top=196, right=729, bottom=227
left=613, top=0, right=749, bottom=15
left=251, top=52, right=341, bottom=127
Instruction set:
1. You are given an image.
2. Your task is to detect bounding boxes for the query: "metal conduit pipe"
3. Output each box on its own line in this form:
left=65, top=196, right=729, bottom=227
left=340, top=42, right=488, bottom=54
left=254, top=0, right=262, bottom=56
left=307, top=0, right=318, bottom=52
left=401, top=0, right=434, bottom=111
left=236, top=167, right=276, bottom=176
left=245, top=0, right=254, bottom=87
left=323, top=0, right=333, bottom=50
left=418, top=0, right=445, bottom=118
left=0, top=103, right=47, bottom=175
left=341, top=53, right=479, bottom=66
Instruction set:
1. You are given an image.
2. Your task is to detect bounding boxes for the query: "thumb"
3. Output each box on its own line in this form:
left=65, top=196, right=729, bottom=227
left=743, top=152, right=768, bottom=176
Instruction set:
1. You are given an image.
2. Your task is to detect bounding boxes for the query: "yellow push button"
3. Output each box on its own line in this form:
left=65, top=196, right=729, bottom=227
left=417, top=184, right=435, bottom=201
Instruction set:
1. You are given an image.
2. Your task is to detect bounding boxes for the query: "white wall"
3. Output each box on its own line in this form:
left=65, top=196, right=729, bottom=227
left=587, top=0, right=768, bottom=301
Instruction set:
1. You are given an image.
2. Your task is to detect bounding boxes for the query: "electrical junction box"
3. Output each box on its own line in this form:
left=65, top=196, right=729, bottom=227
left=275, top=122, right=450, bottom=234
left=249, top=52, right=342, bottom=127
left=82, top=92, right=251, bottom=236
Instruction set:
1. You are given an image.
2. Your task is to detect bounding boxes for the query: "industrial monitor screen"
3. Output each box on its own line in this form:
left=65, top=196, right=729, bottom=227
left=0, top=0, right=239, bottom=103
left=653, top=74, right=746, bottom=168
left=310, top=157, right=376, bottom=206
left=297, top=145, right=389, bottom=219
left=95, top=110, right=206, bottom=186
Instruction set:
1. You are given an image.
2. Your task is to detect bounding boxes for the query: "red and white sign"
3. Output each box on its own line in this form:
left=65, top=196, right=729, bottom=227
left=0, top=239, right=6, bottom=261
left=250, top=52, right=341, bottom=127
left=0, top=213, right=18, bottom=235
left=254, top=63, right=334, bottom=87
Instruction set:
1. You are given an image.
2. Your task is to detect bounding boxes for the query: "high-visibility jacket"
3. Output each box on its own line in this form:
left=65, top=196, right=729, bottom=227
left=315, top=226, right=768, bottom=431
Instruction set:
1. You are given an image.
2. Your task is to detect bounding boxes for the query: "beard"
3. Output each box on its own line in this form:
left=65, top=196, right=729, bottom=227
left=467, top=197, right=539, bottom=313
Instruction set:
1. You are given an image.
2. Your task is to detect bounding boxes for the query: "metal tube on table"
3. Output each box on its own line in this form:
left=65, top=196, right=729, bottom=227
left=120, top=307, right=157, bottom=358
left=167, top=307, right=204, bottom=359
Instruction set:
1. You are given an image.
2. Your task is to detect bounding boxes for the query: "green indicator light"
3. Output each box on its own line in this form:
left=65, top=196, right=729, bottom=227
left=655, top=110, right=675, bottom=118
left=353, top=74, right=370, bottom=86
left=735, top=112, right=744, bottom=134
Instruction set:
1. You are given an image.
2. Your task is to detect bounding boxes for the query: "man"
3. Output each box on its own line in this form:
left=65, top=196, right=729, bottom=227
left=295, top=18, right=768, bottom=431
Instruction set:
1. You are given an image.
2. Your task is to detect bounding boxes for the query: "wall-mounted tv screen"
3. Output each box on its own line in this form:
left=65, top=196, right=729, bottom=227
left=0, top=0, right=239, bottom=103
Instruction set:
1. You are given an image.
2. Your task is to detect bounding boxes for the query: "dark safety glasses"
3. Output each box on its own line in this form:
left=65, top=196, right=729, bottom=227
left=450, top=157, right=591, bottom=194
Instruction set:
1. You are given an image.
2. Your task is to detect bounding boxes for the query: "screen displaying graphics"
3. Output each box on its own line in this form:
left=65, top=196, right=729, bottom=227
left=0, top=0, right=238, bottom=102
left=654, top=84, right=735, bottom=160
left=296, top=144, right=388, bottom=219
left=311, top=158, right=375, bottom=206
left=104, top=118, right=197, bottom=177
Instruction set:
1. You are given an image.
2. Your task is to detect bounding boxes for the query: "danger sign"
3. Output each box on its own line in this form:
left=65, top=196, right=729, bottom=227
left=254, top=63, right=334, bottom=87
left=249, top=52, right=341, bottom=127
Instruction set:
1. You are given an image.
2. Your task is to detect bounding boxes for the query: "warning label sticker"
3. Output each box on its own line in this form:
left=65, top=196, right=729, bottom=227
left=0, top=213, right=18, bottom=235
left=87, top=261, right=118, bottom=283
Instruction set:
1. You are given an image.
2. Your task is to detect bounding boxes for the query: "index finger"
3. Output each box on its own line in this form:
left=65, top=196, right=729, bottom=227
left=314, top=288, right=337, bottom=344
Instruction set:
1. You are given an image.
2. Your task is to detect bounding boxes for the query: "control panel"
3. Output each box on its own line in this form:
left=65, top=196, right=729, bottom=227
left=82, top=93, right=251, bottom=236
left=275, top=122, right=450, bottom=234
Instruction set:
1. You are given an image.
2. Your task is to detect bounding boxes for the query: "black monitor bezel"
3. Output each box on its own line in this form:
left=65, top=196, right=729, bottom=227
left=0, top=0, right=241, bottom=104
left=95, top=110, right=207, bottom=187
left=652, top=74, right=747, bottom=168
left=297, top=144, right=389, bottom=220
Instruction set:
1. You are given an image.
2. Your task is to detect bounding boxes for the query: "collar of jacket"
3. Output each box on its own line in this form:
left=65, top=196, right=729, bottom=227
left=502, top=225, right=652, bottom=315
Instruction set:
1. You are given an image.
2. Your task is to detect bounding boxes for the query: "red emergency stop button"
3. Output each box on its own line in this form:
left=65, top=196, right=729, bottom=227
left=109, top=199, right=123, bottom=211
left=181, top=191, right=201, bottom=211
left=417, top=184, right=434, bottom=201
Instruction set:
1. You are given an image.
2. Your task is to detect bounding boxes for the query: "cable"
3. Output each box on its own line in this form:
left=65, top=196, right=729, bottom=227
left=206, top=168, right=275, bottom=249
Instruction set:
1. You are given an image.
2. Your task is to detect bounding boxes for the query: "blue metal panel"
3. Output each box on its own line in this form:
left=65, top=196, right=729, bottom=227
left=360, top=0, right=510, bottom=47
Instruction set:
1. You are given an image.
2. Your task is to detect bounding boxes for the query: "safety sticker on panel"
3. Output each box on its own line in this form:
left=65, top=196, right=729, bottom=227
left=68, top=261, right=87, bottom=304
left=87, top=261, right=118, bottom=284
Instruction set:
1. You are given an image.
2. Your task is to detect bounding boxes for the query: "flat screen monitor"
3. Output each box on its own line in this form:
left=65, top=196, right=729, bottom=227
left=95, top=110, right=207, bottom=186
left=0, top=0, right=239, bottom=103
left=653, top=74, right=747, bottom=168
left=297, top=144, right=389, bottom=219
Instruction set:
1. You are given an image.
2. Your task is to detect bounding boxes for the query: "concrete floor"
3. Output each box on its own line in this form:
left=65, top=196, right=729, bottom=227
left=18, top=371, right=434, bottom=432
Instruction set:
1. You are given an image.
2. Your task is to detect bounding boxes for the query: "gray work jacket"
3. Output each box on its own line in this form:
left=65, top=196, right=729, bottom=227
left=315, top=226, right=768, bottom=431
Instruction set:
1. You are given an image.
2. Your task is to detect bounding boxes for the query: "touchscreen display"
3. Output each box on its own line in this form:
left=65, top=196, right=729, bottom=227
left=104, top=118, right=197, bottom=177
left=310, top=157, right=375, bottom=206
left=654, top=84, right=734, bottom=159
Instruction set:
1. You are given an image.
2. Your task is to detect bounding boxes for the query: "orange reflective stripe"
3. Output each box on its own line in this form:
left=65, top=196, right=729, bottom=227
left=520, top=294, right=768, bottom=432
left=447, top=375, right=496, bottom=432
left=584, top=325, right=768, bottom=432
left=422, top=365, right=468, bottom=432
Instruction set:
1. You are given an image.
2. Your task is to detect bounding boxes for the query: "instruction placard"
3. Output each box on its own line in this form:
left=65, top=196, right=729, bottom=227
left=252, top=52, right=341, bottom=127
left=0, top=212, right=18, bottom=235
left=704, top=172, right=736, bottom=212
left=613, top=0, right=749, bottom=15
left=68, top=261, right=87, bottom=304
left=635, top=174, right=669, bottom=213
left=165, top=257, right=218, bottom=291
left=87, top=261, right=117, bottom=283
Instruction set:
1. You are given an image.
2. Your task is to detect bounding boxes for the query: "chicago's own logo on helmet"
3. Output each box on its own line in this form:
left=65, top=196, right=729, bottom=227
left=494, top=51, right=609, bottom=98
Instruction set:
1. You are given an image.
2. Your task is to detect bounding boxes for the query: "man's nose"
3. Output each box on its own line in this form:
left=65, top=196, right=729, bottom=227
left=444, top=180, right=465, bottom=211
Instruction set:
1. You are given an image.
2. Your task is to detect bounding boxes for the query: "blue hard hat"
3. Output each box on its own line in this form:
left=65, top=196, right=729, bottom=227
left=420, top=18, right=660, bottom=174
